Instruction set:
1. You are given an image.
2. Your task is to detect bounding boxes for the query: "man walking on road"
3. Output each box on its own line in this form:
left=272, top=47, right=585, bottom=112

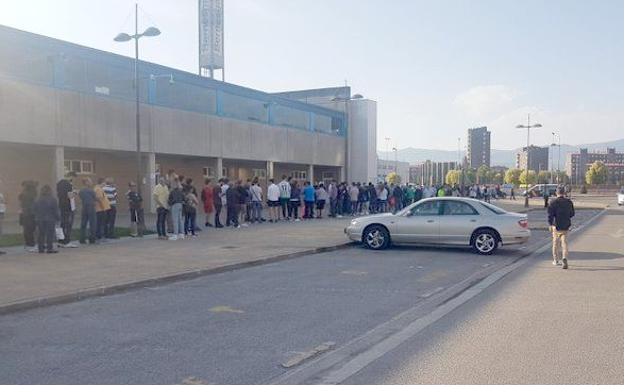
left=548, top=186, right=575, bottom=269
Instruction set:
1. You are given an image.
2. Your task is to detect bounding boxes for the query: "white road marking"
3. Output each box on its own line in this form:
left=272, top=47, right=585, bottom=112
left=418, top=287, right=445, bottom=298
left=208, top=305, right=244, bottom=314
left=340, top=270, right=368, bottom=276
left=282, top=342, right=336, bottom=368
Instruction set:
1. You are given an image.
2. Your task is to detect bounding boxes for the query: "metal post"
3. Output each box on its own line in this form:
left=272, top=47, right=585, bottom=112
left=134, top=3, right=142, bottom=201
left=524, top=114, right=530, bottom=208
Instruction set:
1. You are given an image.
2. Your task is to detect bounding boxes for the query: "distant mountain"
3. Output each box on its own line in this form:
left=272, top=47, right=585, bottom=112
left=378, top=138, right=624, bottom=168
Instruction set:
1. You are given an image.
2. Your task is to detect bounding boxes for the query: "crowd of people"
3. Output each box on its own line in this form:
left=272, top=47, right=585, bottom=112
left=0, top=167, right=578, bottom=254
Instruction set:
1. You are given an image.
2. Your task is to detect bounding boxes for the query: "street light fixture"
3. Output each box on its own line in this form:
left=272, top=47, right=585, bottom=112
left=114, top=3, right=161, bottom=211
left=516, top=114, right=542, bottom=207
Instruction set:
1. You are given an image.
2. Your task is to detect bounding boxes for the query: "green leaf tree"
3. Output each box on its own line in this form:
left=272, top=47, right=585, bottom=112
left=519, top=170, right=537, bottom=185
left=477, top=165, right=490, bottom=183
left=537, top=171, right=551, bottom=184
left=585, top=161, right=608, bottom=185
left=504, top=168, right=522, bottom=185
left=464, top=168, right=476, bottom=184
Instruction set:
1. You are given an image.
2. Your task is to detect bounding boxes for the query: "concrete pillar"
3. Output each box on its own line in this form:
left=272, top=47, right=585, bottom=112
left=217, top=157, right=224, bottom=179
left=267, top=161, right=274, bottom=180
left=53, top=146, right=65, bottom=185
left=308, top=164, right=314, bottom=184
left=339, top=166, right=346, bottom=183
left=146, top=152, right=156, bottom=213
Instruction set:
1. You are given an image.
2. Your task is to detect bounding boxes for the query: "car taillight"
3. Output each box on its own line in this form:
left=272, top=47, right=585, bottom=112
left=518, top=219, right=528, bottom=229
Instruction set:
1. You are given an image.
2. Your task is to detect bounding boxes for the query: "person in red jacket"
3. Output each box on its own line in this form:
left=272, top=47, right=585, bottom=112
left=201, top=179, right=214, bottom=227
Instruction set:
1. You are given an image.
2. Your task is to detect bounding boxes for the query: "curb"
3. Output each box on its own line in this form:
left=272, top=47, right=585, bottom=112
left=0, top=243, right=354, bottom=316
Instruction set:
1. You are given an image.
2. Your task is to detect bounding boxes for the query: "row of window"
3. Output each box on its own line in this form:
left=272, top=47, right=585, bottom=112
left=0, top=43, right=344, bottom=135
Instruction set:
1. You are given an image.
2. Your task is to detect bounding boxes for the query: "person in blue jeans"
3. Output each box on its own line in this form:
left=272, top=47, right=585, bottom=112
left=303, top=181, right=315, bottom=219
left=168, top=183, right=186, bottom=240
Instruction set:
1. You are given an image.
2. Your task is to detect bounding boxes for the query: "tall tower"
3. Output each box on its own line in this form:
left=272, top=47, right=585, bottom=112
left=467, top=126, right=491, bottom=169
left=198, top=0, right=224, bottom=80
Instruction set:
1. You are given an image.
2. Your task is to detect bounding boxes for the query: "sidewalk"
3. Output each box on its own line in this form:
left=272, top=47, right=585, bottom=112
left=369, top=208, right=624, bottom=384
left=0, top=218, right=352, bottom=313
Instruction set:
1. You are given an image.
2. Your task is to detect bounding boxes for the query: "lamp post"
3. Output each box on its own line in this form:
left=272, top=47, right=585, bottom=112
left=114, top=3, right=161, bottom=203
left=516, top=114, right=542, bottom=207
left=551, top=132, right=561, bottom=184
left=392, top=147, right=398, bottom=181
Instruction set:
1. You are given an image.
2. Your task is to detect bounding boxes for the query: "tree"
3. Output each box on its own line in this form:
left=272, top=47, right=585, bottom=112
left=386, top=172, right=402, bottom=185
left=491, top=172, right=505, bottom=185
left=464, top=168, right=476, bottom=184
left=519, top=170, right=537, bottom=185
left=445, top=170, right=461, bottom=185
left=477, top=165, right=490, bottom=183
left=504, top=168, right=522, bottom=185
left=585, top=161, right=608, bottom=185
left=537, top=171, right=551, bottom=184
left=553, top=170, right=570, bottom=184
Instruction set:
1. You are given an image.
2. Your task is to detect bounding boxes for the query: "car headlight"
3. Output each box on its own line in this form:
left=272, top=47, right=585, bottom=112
left=350, top=219, right=358, bottom=226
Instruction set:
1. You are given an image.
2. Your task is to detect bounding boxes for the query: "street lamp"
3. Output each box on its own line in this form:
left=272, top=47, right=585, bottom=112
left=392, top=147, right=398, bottom=179
left=516, top=114, right=542, bottom=207
left=114, top=3, right=161, bottom=207
left=551, top=132, right=561, bottom=184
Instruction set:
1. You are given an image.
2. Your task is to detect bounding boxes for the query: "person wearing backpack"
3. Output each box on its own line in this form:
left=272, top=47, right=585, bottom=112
left=183, top=184, right=199, bottom=237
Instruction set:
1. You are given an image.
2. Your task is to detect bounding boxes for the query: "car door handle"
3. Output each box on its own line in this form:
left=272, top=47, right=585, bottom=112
left=427, top=220, right=435, bottom=223
left=470, top=219, right=477, bottom=222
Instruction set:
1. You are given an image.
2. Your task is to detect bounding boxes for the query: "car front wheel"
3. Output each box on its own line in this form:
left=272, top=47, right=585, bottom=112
left=472, top=229, right=499, bottom=255
left=363, top=225, right=390, bottom=250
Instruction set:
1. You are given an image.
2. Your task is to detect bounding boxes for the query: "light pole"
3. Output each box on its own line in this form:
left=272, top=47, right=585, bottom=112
left=392, top=147, right=398, bottom=181
left=114, top=3, right=161, bottom=204
left=516, top=114, right=542, bottom=207
left=551, top=132, right=561, bottom=184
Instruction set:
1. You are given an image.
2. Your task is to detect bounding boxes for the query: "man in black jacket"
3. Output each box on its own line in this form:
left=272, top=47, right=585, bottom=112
left=548, top=187, right=575, bottom=269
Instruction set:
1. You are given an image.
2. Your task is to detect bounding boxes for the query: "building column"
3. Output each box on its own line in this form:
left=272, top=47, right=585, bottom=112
left=266, top=161, right=274, bottom=180
left=52, top=146, right=65, bottom=184
left=146, top=152, right=156, bottom=213
left=339, top=166, right=345, bottom=182
left=217, top=157, right=224, bottom=179
left=308, top=164, right=315, bottom=183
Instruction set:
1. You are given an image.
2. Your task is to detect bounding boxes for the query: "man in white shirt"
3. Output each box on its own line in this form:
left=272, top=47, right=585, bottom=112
left=267, top=179, right=280, bottom=223
left=249, top=179, right=263, bottom=223
left=220, top=178, right=230, bottom=214
left=278, top=175, right=292, bottom=220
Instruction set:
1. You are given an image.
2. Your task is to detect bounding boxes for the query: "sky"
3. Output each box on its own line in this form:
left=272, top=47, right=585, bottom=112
left=1, top=0, right=623, bottom=151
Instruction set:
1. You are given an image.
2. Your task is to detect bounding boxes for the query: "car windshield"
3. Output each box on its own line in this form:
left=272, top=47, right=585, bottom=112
left=479, top=201, right=507, bottom=215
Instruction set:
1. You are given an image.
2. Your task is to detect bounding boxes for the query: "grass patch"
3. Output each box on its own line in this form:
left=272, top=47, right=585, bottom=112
left=0, top=227, right=154, bottom=248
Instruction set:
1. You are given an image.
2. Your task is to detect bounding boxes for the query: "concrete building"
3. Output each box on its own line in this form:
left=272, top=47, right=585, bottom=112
left=410, top=161, right=458, bottom=186
left=566, top=148, right=624, bottom=185
left=516, top=145, right=549, bottom=173
left=0, top=25, right=377, bottom=214
left=376, top=159, right=410, bottom=185
left=467, top=126, right=491, bottom=168
left=273, top=87, right=377, bottom=183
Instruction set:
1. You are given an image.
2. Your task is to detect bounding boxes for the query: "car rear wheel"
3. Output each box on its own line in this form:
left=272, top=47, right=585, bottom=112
left=472, top=229, right=499, bottom=255
left=363, top=225, right=390, bottom=250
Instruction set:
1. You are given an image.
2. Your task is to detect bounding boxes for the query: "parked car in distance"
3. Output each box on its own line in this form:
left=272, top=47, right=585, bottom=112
left=522, top=184, right=559, bottom=198
left=618, top=190, right=624, bottom=206
left=499, top=183, right=515, bottom=198
left=344, top=197, right=530, bottom=255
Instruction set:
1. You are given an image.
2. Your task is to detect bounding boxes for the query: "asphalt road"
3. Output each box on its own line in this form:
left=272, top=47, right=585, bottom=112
left=1, top=236, right=556, bottom=385
left=0, top=210, right=600, bottom=385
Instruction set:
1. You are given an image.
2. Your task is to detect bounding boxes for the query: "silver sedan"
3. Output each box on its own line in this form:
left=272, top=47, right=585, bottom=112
left=344, top=197, right=530, bottom=255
